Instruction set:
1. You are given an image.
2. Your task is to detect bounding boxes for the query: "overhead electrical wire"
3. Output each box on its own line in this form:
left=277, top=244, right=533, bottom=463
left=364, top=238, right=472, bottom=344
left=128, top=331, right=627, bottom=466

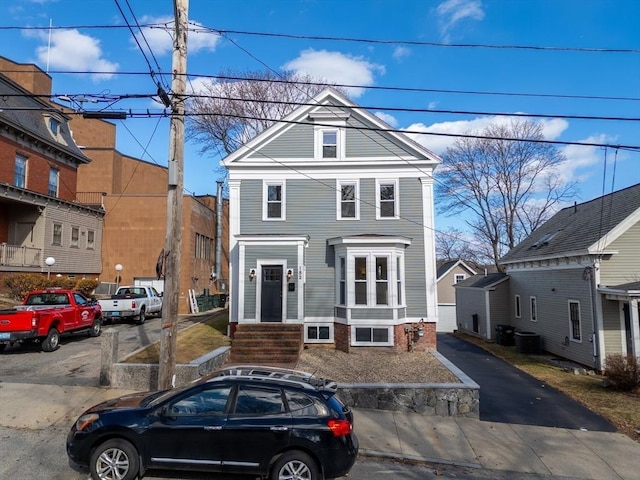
left=4, top=22, right=639, bottom=54
left=2, top=68, right=637, bottom=103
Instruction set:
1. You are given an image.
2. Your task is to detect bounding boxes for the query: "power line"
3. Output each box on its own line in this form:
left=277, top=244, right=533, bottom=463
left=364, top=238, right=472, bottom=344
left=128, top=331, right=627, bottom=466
left=2, top=68, right=636, bottom=103
left=4, top=22, right=639, bottom=54
left=5, top=92, right=639, bottom=123
left=4, top=105, right=639, bottom=151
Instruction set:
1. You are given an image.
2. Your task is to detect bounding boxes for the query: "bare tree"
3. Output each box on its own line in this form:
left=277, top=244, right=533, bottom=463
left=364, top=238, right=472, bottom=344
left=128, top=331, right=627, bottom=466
left=436, top=119, right=578, bottom=271
left=187, top=70, right=336, bottom=161
left=436, top=227, right=492, bottom=266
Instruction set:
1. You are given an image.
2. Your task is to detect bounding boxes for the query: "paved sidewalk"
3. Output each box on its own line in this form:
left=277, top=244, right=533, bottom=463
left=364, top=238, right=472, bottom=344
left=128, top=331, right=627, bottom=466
left=1, top=381, right=639, bottom=480
left=354, top=408, right=640, bottom=480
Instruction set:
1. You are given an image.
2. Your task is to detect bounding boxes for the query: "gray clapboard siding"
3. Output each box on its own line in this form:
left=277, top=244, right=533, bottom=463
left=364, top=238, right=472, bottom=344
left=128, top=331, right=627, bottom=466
left=239, top=175, right=428, bottom=319
left=248, top=123, right=314, bottom=159
left=345, top=117, right=413, bottom=158
left=509, top=268, right=596, bottom=367
left=601, top=298, right=624, bottom=356
left=599, top=221, right=640, bottom=286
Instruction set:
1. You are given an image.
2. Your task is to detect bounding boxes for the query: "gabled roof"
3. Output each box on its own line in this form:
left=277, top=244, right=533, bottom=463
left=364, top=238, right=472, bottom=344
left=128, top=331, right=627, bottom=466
left=454, top=273, right=509, bottom=290
left=500, top=183, right=640, bottom=264
left=0, top=73, right=90, bottom=163
left=436, top=259, right=477, bottom=281
left=221, top=87, right=441, bottom=168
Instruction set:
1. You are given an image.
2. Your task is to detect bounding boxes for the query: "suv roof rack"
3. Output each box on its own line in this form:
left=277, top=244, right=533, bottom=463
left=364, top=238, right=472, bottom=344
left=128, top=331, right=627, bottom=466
left=208, top=364, right=338, bottom=392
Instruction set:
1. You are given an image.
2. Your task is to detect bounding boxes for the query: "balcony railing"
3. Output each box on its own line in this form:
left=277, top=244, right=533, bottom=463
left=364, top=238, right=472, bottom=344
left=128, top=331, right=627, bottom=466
left=0, top=243, right=42, bottom=268
left=75, top=192, right=106, bottom=209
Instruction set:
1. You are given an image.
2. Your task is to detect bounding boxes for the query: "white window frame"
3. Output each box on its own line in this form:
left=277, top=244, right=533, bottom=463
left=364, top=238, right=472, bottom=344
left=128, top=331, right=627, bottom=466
left=305, top=324, right=334, bottom=343
left=338, top=256, right=346, bottom=306
left=376, top=179, right=399, bottom=219
left=87, top=229, right=95, bottom=250
left=351, top=325, right=393, bottom=346
left=515, top=294, right=521, bottom=318
left=454, top=273, right=466, bottom=283
left=314, top=127, right=345, bottom=160
left=71, top=226, right=79, bottom=248
left=48, top=168, right=59, bottom=197
left=336, top=180, right=359, bottom=220
left=568, top=300, right=582, bottom=343
left=338, top=250, right=405, bottom=308
left=530, top=296, right=537, bottom=322
left=14, top=154, right=27, bottom=188
left=52, top=223, right=62, bottom=246
left=262, top=181, right=286, bottom=221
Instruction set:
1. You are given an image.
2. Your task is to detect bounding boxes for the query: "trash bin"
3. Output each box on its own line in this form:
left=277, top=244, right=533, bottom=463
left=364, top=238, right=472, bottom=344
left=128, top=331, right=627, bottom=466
left=495, top=324, right=515, bottom=346
left=515, top=331, right=541, bottom=354
left=212, top=294, right=220, bottom=308
left=219, top=294, right=227, bottom=308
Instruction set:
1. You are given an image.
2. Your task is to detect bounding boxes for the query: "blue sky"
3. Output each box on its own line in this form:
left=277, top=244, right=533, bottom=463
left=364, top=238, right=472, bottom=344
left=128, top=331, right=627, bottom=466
left=1, top=0, right=639, bottom=232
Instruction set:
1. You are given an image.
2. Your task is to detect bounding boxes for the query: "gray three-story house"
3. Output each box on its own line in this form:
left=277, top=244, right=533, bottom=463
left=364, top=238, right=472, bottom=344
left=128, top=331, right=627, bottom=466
left=222, top=88, right=441, bottom=355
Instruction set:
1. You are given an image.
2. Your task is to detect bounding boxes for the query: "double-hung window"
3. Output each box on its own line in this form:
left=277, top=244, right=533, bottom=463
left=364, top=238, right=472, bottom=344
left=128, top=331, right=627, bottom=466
left=515, top=294, right=521, bottom=318
left=263, top=181, right=285, bottom=220
left=14, top=155, right=27, bottom=188
left=569, top=300, right=581, bottom=342
left=530, top=296, right=537, bottom=322
left=52, top=223, right=62, bottom=246
left=87, top=230, right=95, bottom=250
left=376, top=179, right=399, bottom=219
left=322, top=130, right=337, bottom=158
left=337, top=180, right=358, bottom=220
left=71, top=226, right=79, bottom=248
left=48, top=168, right=59, bottom=197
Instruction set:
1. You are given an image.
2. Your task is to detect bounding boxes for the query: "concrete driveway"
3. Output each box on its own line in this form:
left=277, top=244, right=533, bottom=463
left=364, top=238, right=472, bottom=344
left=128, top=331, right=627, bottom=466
left=437, top=333, right=617, bottom=431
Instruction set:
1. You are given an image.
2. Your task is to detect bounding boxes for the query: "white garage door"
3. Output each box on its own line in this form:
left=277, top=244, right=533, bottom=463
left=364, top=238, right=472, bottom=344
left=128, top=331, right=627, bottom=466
left=437, top=305, right=458, bottom=332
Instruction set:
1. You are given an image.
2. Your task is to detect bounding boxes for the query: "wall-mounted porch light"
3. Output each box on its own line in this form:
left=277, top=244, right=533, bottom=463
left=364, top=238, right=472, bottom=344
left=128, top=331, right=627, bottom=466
left=249, top=268, right=256, bottom=281
left=286, top=268, right=294, bottom=280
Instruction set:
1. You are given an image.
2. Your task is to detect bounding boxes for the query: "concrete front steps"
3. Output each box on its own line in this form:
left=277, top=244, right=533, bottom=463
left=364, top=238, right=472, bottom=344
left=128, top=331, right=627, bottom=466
left=228, top=323, right=303, bottom=365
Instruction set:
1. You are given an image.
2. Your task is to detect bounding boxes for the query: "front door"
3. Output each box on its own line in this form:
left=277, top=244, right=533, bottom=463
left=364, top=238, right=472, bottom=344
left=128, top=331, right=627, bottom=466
left=261, top=265, right=283, bottom=322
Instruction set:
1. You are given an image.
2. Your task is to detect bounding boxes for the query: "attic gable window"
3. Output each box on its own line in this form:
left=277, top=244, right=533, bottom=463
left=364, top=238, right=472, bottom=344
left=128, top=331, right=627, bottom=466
left=322, top=131, right=337, bottom=158
left=314, top=127, right=345, bottom=160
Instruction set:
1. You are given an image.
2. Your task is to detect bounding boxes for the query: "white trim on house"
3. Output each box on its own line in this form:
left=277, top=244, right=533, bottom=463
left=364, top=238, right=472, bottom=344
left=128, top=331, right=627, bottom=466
left=420, top=176, right=438, bottom=323
left=262, top=180, right=286, bottom=221
left=436, top=259, right=477, bottom=281
left=568, top=299, right=583, bottom=343
left=336, top=179, right=360, bottom=220
left=375, top=178, right=399, bottom=220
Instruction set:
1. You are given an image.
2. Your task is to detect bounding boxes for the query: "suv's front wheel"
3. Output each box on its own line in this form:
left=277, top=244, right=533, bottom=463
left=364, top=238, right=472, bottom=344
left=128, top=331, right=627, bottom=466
left=89, top=438, right=139, bottom=480
left=270, top=450, right=318, bottom=480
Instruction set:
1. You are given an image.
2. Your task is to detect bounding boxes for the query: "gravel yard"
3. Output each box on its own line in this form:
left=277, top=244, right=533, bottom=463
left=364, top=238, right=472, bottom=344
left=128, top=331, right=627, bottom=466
left=294, top=348, right=461, bottom=384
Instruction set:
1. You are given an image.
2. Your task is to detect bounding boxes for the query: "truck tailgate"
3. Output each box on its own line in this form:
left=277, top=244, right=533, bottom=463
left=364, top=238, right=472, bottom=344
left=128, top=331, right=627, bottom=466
left=0, top=309, right=36, bottom=338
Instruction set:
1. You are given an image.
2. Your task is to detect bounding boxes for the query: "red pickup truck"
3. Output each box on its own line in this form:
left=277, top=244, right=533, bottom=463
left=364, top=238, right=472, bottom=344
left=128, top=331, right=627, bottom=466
left=0, top=289, right=102, bottom=353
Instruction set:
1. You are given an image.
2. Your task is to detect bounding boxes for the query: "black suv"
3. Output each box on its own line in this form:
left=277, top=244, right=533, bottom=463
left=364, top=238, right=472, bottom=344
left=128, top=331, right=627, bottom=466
left=66, top=365, right=359, bottom=480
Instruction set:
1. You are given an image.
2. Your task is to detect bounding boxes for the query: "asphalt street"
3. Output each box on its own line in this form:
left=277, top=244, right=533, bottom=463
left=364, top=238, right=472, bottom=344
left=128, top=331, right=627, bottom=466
left=436, top=333, right=617, bottom=431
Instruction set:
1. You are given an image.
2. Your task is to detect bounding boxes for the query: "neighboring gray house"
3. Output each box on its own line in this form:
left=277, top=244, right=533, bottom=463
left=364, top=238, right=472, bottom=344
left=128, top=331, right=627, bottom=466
left=436, top=259, right=477, bottom=332
left=222, top=88, right=441, bottom=353
left=500, top=184, right=640, bottom=370
left=454, top=273, right=510, bottom=338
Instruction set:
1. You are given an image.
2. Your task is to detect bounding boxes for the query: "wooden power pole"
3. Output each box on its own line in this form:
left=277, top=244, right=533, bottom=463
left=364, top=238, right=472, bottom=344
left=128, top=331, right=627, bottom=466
left=158, top=0, right=188, bottom=390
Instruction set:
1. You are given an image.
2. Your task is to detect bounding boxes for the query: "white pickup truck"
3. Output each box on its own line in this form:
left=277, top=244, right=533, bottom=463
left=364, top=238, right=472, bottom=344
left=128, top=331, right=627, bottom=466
left=98, top=286, right=162, bottom=325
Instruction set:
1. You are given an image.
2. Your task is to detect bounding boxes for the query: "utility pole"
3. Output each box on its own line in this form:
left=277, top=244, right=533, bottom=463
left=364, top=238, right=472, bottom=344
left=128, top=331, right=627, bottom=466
left=158, top=0, right=188, bottom=390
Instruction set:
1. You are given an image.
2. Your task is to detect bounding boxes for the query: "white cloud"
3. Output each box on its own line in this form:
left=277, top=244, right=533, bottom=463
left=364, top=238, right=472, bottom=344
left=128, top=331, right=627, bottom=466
left=555, top=134, right=612, bottom=184
left=33, top=29, right=118, bottom=81
left=404, top=115, right=569, bottom=155
left=136, top=16, right=220, bottom=56
left=392, top=46, right=411, bottom=61
left=282, top=49, right=385, bottom=98
left=436, top=0, right=485, bottom=41
left=374, top=111, right=399, bottom=127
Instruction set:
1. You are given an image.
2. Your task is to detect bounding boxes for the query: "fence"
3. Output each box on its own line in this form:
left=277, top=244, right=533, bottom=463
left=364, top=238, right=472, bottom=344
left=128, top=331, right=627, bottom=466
left=0, top=243, right=42, bottom=267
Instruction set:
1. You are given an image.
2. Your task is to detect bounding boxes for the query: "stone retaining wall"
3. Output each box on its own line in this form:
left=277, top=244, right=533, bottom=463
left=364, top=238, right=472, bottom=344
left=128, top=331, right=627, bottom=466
left=336, top=352, right=479, bottom=418
left=102, top=330, right=478, bottom=418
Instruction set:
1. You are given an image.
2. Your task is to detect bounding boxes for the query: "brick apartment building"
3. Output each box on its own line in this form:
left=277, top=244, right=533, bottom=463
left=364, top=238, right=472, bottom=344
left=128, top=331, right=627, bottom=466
left=1, top=57, right=228, bottom=313
left=0, top=58, right=103, bottom=280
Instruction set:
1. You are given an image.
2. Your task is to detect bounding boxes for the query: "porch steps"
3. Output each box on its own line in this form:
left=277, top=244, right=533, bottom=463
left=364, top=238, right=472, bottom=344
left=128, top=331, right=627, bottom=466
left=228, top=324, right=304, bottom=365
